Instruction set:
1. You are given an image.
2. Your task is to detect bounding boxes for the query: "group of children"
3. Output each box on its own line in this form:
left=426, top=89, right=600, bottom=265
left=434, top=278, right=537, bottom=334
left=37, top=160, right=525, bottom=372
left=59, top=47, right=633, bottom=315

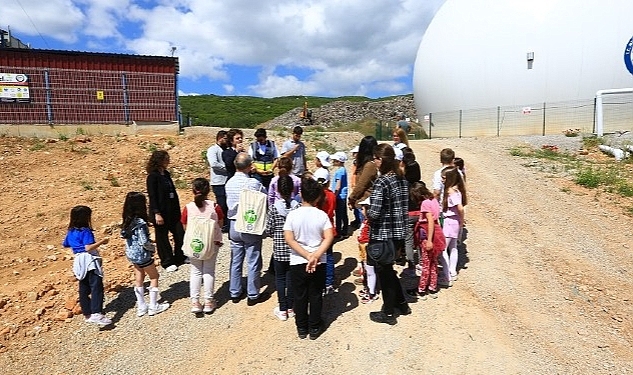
left=62, top=140, right=467, bottom=335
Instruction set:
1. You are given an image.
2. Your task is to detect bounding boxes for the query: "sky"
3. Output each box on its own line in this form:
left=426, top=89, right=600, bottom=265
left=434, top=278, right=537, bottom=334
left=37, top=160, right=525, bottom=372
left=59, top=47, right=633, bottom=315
left=2, top=0, right=445, bottom=98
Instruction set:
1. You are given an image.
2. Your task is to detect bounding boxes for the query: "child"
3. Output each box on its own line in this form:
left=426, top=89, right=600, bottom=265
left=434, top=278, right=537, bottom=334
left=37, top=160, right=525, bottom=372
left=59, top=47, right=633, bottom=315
left=454, top=157, right=466, bottom=181
left=313, top=168, right=337, bottom=295
left=441, top=167, right=467, bottom=284
left=432, top=148, right=455, bottom=202
left=314, top=150, right=330, bottom=182
left=410, top=182, right=446, bottom=298
left=330, top=151, right=349, bottom=239
left=181, top=178, right=224, bottom=314
left=283, top=177, right=334, bottom=340
left=356, top=199, right=379, bottom=303
left=63, top=205, right=111, bottom=326
left=121, top=192, right=171, bottom=317
left=266, top=175, right=300, bottom=321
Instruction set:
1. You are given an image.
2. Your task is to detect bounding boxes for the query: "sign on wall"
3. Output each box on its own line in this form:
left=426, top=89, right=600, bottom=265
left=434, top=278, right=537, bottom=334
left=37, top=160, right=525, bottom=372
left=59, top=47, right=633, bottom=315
left=0, top=73, right=30, bottom=103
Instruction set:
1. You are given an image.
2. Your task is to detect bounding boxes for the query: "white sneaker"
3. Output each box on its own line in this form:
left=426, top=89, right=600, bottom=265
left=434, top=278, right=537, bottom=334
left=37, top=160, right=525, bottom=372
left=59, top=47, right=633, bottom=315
left=191, top=301, right=203, bottom=314
left=165, top=265, right=178, bottom=272
left=86, top=313, right=112, bottom=326
left=203, top=299, right=217, bottom=313
left=273, top=306, right=288, bottom=321
left=148, top=302, right=170, bottom=316
left=287, top=309, right=295, bottom=318
left=136, top=305, right=148, bottom=317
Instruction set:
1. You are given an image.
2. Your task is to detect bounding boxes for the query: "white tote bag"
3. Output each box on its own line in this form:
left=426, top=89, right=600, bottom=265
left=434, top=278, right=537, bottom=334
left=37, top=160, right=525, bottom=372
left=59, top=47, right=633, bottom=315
left=234, top=189, right=268, bottom=235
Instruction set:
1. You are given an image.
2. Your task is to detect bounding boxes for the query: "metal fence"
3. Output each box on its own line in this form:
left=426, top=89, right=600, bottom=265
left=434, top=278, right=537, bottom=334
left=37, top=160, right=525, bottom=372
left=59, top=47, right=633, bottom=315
left=0, top=66, right=176, bottom=124
left=423, top=95, right=633, bottom=138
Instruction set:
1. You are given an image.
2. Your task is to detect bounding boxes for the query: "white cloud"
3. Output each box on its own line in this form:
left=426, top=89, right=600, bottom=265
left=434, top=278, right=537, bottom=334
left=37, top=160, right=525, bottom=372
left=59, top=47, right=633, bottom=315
left=2, top=0, right=446, bottom=97
left=178, top=90, right=200, bottom=96
left=1, top=0, right=84, bottom=44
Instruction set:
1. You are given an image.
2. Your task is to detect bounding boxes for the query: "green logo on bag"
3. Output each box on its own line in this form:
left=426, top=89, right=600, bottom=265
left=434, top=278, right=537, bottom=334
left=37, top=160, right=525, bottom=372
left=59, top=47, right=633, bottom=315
left=190, top=238, right=204, bottom=253
left=243, top=209, right=257, bottom=224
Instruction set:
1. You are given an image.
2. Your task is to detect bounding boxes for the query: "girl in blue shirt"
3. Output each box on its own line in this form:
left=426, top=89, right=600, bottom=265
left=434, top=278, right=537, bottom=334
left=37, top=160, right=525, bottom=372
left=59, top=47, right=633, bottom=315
left=62, top=205, right=111, bottom=326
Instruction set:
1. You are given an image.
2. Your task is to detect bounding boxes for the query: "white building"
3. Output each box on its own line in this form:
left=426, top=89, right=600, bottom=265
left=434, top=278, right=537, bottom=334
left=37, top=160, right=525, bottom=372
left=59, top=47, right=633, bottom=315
left=413, top=0, right=633, bottom=136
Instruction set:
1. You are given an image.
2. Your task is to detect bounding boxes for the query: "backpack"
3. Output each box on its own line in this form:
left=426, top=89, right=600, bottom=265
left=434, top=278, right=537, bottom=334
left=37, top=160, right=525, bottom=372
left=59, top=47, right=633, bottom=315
left=235, top=188, right=268, bottom=235
left=182, top=201, right=221, bottom=260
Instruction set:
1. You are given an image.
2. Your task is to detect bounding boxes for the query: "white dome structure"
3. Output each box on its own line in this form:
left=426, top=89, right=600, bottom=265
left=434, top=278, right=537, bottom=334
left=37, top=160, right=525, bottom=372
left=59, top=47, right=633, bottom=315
left=413, top=0, right=633, bottom=128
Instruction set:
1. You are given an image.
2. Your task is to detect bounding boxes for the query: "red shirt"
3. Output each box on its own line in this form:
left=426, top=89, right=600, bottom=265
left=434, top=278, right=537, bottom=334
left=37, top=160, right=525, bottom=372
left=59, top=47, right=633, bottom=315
left=318, top=188, right=337, bottom=237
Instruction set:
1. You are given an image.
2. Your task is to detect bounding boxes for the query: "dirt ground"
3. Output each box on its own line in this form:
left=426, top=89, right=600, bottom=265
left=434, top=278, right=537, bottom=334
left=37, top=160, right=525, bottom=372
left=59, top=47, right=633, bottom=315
left=1, top=131, right=633, bottom=374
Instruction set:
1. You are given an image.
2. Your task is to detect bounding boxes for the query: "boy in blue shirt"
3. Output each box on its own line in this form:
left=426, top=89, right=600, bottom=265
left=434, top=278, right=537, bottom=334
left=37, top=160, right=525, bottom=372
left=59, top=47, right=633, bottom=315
left=330, top=152, right=349, bottom=239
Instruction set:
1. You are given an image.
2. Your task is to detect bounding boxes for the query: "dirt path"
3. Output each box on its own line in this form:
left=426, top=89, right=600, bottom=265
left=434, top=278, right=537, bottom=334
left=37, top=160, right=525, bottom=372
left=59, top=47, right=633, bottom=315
left=2, top=136, right=633, bottom=374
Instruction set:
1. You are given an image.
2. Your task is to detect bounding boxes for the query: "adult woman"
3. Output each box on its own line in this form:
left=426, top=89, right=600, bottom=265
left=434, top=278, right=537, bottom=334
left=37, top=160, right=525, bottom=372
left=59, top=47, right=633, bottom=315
left=348, top=136, right=379, bottom=211
left=146, top=150, right=185, bottom=272
left=392, top=128, right=409, bottom=150
left=222, top=128, right=244, bottom=180
left=366, top=144, right=410, bottom=325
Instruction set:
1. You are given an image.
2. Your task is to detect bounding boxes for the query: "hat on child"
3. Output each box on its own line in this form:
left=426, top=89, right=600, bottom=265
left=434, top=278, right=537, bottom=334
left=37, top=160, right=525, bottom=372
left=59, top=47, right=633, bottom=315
left=330, top=151, right=348, bottom=163
left=315, top=151, right=331, bottom=167
left=313, top=168, right=330, bottom=183
left=350, top=146, right=359, bottom=154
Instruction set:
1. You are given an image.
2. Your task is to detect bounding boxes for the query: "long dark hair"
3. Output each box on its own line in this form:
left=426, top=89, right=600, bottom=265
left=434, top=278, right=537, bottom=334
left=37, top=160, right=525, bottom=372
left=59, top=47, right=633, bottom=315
left=146, top=150, right=169, bottom=174
left=355, top=135, right=378, bottom=173
left=374, top=143, right=403, bottom=177
left=409, top=181, right=433, bottom=207
left=68, top=205, right=92, bottom=230
left=277, top=175, right=294, bottom=209
left=122, top=192, right=149, bottom=230
left=442, top=167, right=468, bottom=212
left=192, top=177, right=211, bottom=208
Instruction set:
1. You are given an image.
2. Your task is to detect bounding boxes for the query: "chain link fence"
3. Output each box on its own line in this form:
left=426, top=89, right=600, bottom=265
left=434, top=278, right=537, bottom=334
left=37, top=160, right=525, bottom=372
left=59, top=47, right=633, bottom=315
left=422, top=94, right=633, bottom=138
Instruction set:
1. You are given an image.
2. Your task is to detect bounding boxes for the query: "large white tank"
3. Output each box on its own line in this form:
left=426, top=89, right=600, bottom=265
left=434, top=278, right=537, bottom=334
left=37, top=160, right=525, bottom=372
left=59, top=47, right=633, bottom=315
left=413, top=0, right=633, bottom=116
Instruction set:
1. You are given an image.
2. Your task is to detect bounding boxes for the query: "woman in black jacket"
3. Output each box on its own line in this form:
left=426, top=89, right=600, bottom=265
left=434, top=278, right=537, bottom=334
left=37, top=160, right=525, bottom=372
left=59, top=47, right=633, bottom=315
left=146, top=150, right=185, bottom=272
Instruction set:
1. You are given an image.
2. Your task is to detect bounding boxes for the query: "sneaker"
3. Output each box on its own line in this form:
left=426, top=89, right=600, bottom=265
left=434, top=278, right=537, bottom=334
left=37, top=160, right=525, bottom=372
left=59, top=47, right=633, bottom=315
left=323, top=285, right=337, bottom=296
left=450, top=273, right=459, bottom=281
left=352, top=268, right=363, bottom=277
left=429, top=291, right=439, bottom=299
left=273, top=306, right=288, bottom=321
left=361, top=293, right=379, bottom=304
left=395, top=303, right=412, bottom=316
left=148, top=302, right=170, bottom=316
left=165, top=265, right=178, bottom=273
left=297, top=328, right=308, bottom=339
left=287, top=309, right=295, bottom=318
left=203, top=299, right=217, bottom=313
left=136, top=305, right=148, bottom=317
left=86, top=313, right=112, bottom=326
left=369, top=311, right=397, bottom=325
left=309, top=327, right=322, bottom=340
left=358, top=288, right=370, bottom=298
left=353, top=277, right=365, bottom=286
left=191, top=301, right=203, bottom=314
left=418, top=292, right=428, bottom=301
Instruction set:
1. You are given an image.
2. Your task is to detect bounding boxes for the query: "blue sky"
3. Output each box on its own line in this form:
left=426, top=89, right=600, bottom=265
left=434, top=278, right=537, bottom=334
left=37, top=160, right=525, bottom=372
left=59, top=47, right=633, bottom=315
left=2, top=0, right=444, bottom=98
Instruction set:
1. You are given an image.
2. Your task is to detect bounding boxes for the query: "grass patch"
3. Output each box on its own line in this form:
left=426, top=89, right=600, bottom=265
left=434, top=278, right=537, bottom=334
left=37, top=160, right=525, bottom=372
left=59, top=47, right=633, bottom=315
left=30, top=141, right=46, bottom=151
left=582, top=136, right=603, bottom=150
left=58, top=133, right=69, bottom=141
left=80, top=181, right=94, bottom=190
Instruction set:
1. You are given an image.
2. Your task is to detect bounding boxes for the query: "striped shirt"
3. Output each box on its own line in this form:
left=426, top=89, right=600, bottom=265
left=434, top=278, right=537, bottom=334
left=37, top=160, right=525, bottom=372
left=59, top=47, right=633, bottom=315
left=225, top=172, right=266, bottom=220
left=367, top=173, right=409, bottom=241
left=266, top=200, right=299, bottom=262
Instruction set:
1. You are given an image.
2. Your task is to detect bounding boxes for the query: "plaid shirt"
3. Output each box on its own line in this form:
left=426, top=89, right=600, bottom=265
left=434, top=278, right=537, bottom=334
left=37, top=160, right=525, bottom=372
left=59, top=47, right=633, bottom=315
left=265, top=201, right=298, bottom=262
left=367, top=173, right=409, bottom=241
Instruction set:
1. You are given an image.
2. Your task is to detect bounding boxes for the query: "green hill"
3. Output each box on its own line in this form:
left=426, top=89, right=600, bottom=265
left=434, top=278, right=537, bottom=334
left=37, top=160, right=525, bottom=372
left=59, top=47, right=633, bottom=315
left=178, top=94, right=405, bottom=128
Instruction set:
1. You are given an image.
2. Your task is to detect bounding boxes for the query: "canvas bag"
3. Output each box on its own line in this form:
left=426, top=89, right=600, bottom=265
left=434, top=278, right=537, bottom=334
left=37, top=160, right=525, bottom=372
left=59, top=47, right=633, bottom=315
left=182, top=201, right=221, bottom=260
left=235, top=188, right=268, bottom=235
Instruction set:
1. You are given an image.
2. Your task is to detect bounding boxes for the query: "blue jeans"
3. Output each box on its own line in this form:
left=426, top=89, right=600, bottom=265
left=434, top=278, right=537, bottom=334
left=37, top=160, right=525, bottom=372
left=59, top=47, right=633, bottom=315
left=274, top=259, right=293, bottom=311
left=78, top=269, right=104, bottom=315
left=325, top=246, right=334, bottom=287
left=229, top=220, right=263, bottom=299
